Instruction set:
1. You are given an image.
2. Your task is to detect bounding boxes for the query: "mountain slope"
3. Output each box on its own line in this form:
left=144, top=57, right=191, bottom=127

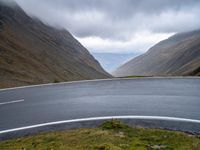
left=113, top=30, right=200, bottom=77
left=0, top=2, right=110, bottom=89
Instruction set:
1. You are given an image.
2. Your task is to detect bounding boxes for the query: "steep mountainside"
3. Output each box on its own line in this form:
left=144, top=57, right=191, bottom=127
left=0, top=2, right=110, bottom=88
left=113, top=30, right=200, bottom=77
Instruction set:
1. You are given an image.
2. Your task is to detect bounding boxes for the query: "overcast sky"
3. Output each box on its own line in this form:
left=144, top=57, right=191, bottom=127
left=12, top=0, right=200, bottom=53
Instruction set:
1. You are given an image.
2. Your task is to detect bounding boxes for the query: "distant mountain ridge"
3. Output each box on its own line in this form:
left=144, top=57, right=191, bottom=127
left=92, top=53, right=138, bottom=72
left=0, top=2, right=110, bottom=88
left=113, top=29, right=200, bottom=77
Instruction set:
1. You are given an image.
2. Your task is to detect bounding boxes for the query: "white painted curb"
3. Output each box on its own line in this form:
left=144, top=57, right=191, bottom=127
left=0, top=116, right=200, bottom=134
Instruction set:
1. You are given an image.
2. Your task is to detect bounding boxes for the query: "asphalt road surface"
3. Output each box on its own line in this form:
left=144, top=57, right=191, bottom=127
left=0, top=77, right=200, bottom=139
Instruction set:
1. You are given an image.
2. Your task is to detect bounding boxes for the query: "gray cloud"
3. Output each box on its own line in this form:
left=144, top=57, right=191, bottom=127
left=0, top=0, right=17, bottom=6
left=2, top=0, right=199, bottom=53
left=14, top=0, right=200, bottom=40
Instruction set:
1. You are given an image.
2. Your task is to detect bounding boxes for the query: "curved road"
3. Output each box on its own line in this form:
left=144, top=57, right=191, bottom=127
left=0, top=77, right=200, bottom=139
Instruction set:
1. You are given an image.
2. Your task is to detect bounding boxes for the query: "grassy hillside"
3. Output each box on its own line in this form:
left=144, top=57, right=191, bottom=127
left=0, top=2, right=111, bottom=89
left=113, top=30, right=200, bottom=77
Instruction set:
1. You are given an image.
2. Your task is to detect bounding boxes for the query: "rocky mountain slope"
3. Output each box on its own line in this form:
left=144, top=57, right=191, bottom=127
left=113, top=30, right=200, bottom=77
left=0, top=2, right=111, bottom=89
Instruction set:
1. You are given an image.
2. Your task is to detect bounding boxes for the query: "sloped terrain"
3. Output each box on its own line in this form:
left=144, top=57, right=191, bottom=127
left=0, top=120, right=199, bottom=150
left=113, top=30, right=200, bottom=77
left=0, top=2, right=110, bottom=89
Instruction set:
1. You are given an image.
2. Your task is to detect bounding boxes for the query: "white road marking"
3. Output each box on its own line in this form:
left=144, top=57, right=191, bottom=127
left=0, top=116, right=200, bottom=134
left=0, top=99, right=24, bottom=106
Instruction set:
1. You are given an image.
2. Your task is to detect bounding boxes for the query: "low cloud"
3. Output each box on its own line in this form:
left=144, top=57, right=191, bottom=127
left=77, top=31, right=174, bottom=53
left=9, top=0, right=200, bottom=53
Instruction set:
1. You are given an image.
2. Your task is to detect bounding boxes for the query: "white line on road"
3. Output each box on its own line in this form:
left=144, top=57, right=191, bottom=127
left=0, top=116, right=200, bottom=134
left=0, top=99, right=24, bottom=106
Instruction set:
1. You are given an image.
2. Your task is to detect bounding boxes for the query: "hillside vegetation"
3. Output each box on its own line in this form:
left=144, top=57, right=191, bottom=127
left=0, top=2, right=110, bottom=89
left=114, top=30, right=200, bottom=77
left=0, top=120, right=199, bottom=150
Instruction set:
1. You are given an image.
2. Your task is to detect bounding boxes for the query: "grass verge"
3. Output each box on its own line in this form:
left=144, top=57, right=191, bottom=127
left=0, top=120, right=199, bottom=150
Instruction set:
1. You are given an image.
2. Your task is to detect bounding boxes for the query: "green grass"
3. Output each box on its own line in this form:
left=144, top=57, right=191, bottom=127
left=53, top=79, right=59, bottom=83
left=0, top=120, right=200, bottom=150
